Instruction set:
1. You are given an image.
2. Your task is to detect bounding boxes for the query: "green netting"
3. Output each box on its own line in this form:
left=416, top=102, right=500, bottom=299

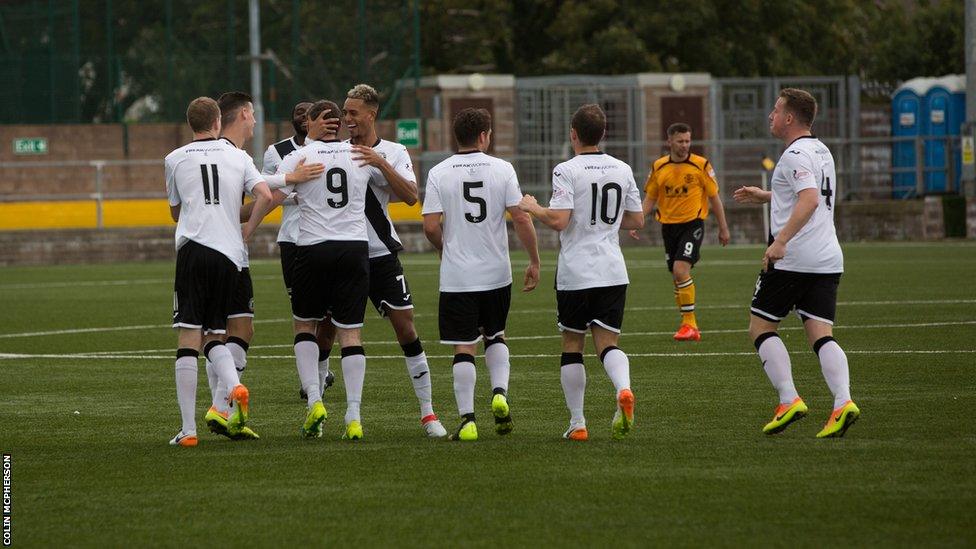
left=0, top=0, right=419, bottom=123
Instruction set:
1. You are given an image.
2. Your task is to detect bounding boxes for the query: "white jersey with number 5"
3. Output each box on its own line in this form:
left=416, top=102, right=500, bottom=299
left=277, top=139, right=378, bottom=245
left=769, top=136, right=843, bottom=274
left=422, top=151, right=522, bottom=292
left=165, top=137, right=262, bottom=269
left=548, top=152, right=642, bottom=291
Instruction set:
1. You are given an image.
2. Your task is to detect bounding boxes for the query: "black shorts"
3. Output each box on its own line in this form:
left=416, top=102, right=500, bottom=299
left=291, top=241, right=370, bottom=328
left=278, top=241, right=298, bottom=297
left=438, top=284, right=512, bottom=345
left=172, top=240, right=239, bottom=335
left=557, top=284, right=628, bottom=334
left=228, top=267, right=255, bottom=318
left=750, top=268, right=841, bottom=325
left=662, top=219, right=704, bottom=271
left=369, top=253, right=413, bottom=316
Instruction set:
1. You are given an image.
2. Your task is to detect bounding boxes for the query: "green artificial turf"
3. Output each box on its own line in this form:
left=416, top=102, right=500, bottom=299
left=0, top=242, right=974, bottom=547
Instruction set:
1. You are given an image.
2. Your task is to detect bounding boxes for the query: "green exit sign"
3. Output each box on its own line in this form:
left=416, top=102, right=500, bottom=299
left=396, top=119, right=421, bottom=148
left=13, top=137, right=48, bottom=155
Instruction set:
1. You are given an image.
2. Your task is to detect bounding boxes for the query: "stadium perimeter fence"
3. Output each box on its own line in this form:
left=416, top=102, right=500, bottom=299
left=0, top=135, right=962, bottom=231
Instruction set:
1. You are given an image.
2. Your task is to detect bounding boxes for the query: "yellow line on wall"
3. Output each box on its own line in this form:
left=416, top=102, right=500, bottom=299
left=0, top=199, right=422, bottom=230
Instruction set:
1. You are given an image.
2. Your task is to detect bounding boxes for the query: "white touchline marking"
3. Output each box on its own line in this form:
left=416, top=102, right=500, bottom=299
left=8, top=298, right=975, bottom=340
left=76, top=319, right=976, bottom=356
left=1, top=349, right=974, bottom=361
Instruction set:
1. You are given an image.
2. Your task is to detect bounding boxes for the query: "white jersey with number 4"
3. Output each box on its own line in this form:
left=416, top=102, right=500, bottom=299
left=277, top=139, right=379, bottom=246
left=769, top=136, right=843, bottom=274
left=422, top=151, right=522, bottom=292
left=165, top=137, right=262, bottom=269
left=548, top=152, right=642, bottom=291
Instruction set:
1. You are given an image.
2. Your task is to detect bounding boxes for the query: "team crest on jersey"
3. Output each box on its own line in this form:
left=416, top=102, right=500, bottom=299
left=684, top=174, right=695, bottom=185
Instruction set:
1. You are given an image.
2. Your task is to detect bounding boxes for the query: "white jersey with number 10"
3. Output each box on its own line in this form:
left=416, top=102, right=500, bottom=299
left=548, top=151, right=642, bottom=291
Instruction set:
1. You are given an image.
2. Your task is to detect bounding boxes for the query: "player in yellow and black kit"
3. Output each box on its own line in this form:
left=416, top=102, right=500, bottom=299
left=632, top=123, right=730, bottom=341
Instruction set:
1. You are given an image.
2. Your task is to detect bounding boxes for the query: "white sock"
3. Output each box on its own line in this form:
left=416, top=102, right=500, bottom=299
left=206, top=359, right=231, bottom=414
left=341, top=347, right=366, bottom=424
left=815, top=337, right=852, bottom=408
left=318, top=348, right=331, bottom=396
left=205, top=343, right=240, bottom=399
left=560, top=353, right=586, bottom=426
left=756, top=333, right=799, bottom=404
left=226, top=338, right=248, bottom=376
left=175, top=352, right=198, bottom=435
left=404, top=350, right=434, bottom=418
left=295, top=337, right=320, bottom=406
left=600, top=347, right=631, bottom=393
left=485, top=340, right=510, bottom=393
left=452, top=355, right=476, bottom=416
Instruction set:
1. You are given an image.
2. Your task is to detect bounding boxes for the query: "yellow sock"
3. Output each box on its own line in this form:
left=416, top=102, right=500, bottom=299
left=675, top=278, right=697, bottom=328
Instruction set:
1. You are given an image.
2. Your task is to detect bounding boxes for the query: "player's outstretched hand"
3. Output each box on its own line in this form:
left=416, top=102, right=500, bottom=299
left=719, top=227, right=730, bottom=246
left=522, top=263, right=540, bottom=292
left=733, top=186, right=765, bottom=204
left=762, top=240, right=785, bottom=271
left=628, top=229, right=640, bottom=240
left=352, top=145, right=384, bottom=167
left=291, top=157, right=325, bottom=183
left=518, top=194, right=538, bottom=212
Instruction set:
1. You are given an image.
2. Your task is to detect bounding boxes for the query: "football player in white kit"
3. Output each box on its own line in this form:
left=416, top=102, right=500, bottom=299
left=165, top=97, right=275, bottom=447
left=422, top=107, right=541, bottom=441
left=201, top=92, right=323, bottom=441
left=263, top=102, right=341, bottom=401
left=308, top=84, right=447, bottom=438
left=518, top=104, right=645, bottom=441
left=246, top=100, right=376, bottom=441
left=734, top=88, right=860, bottom=438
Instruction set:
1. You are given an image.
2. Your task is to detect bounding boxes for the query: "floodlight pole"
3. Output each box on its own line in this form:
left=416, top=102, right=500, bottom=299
left=249, top=0, right=265, bottom=165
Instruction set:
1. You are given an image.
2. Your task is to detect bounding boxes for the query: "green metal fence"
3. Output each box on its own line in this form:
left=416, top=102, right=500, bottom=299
left=0, top=0, right=420, bottom=124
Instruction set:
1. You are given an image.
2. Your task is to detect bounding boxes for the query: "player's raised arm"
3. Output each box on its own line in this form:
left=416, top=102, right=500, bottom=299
left=518, top=194, right=571, bottom=231
left=352, top=145, right=419, bottom=205
left=733, top=185, right=771, bottom=204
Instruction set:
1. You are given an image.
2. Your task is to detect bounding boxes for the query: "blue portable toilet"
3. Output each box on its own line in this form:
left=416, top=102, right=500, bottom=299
left=922, top=75, right=966, bottom=193
left=891, top=77, right=931, bottom=198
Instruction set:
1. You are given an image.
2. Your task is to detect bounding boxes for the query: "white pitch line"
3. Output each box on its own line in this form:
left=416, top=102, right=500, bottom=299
left=3, top=299, right=974, bottom=340
left=77, top=319, right=976, bottom=356
left=1, top=349, right=974, bottom=361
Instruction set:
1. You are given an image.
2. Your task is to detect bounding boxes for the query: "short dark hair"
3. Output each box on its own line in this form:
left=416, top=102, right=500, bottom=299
left=307, top=100, right=342, bottom=125
left=217, top=91, right=252, bottom=129
left=453, top=108, right=491, bottom=148
left=667, top=123, right=692, bottom=137
left=292, top=101, right=312, bottom=118
left=186, top=97, right=220, bottom=133
left=571, top=104, right=606, bottom=146
left=779, top=88, right=818, bottom=127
